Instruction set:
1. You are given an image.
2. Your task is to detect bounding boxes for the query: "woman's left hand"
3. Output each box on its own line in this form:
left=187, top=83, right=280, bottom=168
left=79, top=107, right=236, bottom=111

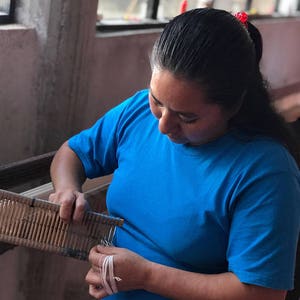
left=86, top=245, right=151, bottom=299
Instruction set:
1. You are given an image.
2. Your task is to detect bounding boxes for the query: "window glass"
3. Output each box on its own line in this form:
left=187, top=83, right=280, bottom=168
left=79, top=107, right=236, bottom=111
left=97, top=0, right=148, bottom=22
left=0, top=0, right=11, bottom=15
left=277, top=0, right=299, bottom=15
left=157, top=0, right=216, bottom=20
left=213, top=0, right=248, bottom=13
left=157, top=0, right=185, bottom=19
left=96, top=0, right=300, bottom=30
left=157, top=0, right=249, bottom=20
left=250, top=0, right=277, bottom=15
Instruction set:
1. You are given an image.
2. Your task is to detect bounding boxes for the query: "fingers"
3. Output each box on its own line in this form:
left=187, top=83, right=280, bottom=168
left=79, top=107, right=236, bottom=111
left=89, top=247, right=107, bottom=269
left=86, top=269, right=108, bottom=299
left=71, top=191, right=90, bottom=223
left=59, top=194, right=76, bottom=222
left=89, top=284, right=106, bottom=299
left=89, top=245, right=119, bottom=267
left=96, top=244, right=119, bottom=255
left=49, top=190, right=88, bottom=223
left=86, top=269, right=103, bottom=287
left=87, top=253, right=122, bottom=296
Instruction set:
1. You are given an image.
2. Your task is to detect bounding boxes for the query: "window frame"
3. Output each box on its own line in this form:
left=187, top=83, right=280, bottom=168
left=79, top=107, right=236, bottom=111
left=0, top=0, right=15, bottom=25
left=96, top=0, right=167, bottom=33
left=96, top=0, right=300, bottom=33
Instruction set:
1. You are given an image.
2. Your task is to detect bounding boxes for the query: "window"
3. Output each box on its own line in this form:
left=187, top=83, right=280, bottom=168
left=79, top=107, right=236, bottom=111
left=0, top=0, right=15, bottom=24
left=276, top=0, right=300, bottom=15
left=96, top=0, right=300, bottom=32
left=248, top=0, right=277, bottom=15
left=97, top=0, right=167, bottom=32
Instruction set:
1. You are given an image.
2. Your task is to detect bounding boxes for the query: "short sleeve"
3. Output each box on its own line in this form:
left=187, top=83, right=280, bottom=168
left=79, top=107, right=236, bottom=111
left=68, top=100, right=129, bottom=178
left=227, top=153, right=300, bottom=290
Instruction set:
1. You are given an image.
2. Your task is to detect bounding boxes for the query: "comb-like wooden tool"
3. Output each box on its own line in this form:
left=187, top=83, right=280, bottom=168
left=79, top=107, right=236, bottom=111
left=0, top=189, right=123, bottom=260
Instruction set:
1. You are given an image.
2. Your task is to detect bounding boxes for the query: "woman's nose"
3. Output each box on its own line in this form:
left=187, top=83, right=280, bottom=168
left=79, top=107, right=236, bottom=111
left=158, top=109, right=179, bottom=134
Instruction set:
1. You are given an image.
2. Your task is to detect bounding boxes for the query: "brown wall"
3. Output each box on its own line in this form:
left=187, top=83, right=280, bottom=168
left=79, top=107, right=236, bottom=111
left=82, top=30, right=159, bottom=129
left=0, top=17, right=300, bottom=164
left=0, top=27, right=39, bottom=164
left=258, top=18, right=300, bottom=89
left=84, top=18, right=300, bottom=129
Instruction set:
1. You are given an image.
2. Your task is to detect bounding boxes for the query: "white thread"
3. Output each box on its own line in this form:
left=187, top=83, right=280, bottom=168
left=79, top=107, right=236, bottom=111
left=109, top=256, right=118, bottom=293
left=100, top=255, right=122, bottom=295
left=102, top=256, right=113, bottom=295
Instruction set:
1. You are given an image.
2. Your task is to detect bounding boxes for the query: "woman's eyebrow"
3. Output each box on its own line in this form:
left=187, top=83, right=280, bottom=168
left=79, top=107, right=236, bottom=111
left=150, top=88, right=199, bottom=117
left=150, top=90, right=163, bottom=105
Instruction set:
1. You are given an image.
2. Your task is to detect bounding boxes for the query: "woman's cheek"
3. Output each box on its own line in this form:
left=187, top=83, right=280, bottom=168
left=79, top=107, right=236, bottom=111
left=150, top=103, right=161, bottom=119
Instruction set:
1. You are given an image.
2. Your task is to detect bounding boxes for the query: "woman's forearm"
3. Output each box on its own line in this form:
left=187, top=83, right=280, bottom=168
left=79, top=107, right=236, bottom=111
left=144, top=262, right=286, bottom=300
left=87, top=246, right=287, bottom=300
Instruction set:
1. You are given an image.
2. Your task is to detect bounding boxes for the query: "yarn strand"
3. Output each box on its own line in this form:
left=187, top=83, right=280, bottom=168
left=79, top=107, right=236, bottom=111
left=100, top=255, right=122, bottom=295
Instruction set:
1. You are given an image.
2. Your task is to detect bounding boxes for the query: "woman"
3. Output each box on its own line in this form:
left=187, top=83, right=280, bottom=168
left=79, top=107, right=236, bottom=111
left=50, top=8, right=300, bottom=300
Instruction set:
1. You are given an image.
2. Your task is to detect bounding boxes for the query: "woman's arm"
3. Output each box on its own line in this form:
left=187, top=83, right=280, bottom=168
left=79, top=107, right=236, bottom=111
left=146, top=259, right=286, bottom=300
left=86, top=246, right=287, bottom=300
left=49, top=141, right=89, bottom=223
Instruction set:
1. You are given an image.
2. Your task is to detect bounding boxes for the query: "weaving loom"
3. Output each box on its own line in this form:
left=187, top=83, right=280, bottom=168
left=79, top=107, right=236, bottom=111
left=0, top=189, right=123, bottom=260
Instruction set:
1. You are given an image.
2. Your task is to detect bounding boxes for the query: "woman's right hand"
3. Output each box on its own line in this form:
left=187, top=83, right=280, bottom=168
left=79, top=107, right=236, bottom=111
left=49, top=141, right=89, bottom=223
left=49, top=189, right=90, bottom=223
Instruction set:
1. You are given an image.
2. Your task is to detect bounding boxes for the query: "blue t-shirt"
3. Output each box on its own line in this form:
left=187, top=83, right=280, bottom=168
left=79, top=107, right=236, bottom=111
left=69, top=89, right=300, bottom=299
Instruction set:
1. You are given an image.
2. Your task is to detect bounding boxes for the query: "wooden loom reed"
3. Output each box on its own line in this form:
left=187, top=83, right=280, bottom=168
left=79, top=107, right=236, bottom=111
left=0, top=189, right=123, bottom=260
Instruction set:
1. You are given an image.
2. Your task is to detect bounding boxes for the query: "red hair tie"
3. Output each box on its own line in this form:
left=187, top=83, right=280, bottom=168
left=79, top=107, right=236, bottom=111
left=234, top=11, right=248, bottom=28
left=180, top=0, right=188, bottom=14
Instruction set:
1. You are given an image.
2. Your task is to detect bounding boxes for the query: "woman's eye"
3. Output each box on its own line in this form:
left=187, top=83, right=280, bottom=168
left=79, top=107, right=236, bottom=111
left=182, top=119, right=197, bottom=124
left=153, top=98, right=163, bottom=107
left=178, top=115, right=198, bottom=124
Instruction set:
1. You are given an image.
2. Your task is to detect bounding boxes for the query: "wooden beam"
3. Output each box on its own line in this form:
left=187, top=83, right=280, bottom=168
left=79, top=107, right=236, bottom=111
left=0, top=151, right=56, bottom=190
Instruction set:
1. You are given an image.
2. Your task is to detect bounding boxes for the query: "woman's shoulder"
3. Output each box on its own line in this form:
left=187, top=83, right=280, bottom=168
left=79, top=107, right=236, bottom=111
left=107, top=89, right=149, bottom=120
left=233, top=132, right=299, bottom=175
left=98, top=89, right=150, bottom=125
left=120, top=89, right=149, bottom=110
left=115, top=89, right=151, bottom=123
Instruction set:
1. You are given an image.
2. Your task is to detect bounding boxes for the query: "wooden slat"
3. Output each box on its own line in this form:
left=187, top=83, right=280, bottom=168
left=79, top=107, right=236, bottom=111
left=0, top=188, right=121, bottom=260
left=0, top=151, right=56, bottom=190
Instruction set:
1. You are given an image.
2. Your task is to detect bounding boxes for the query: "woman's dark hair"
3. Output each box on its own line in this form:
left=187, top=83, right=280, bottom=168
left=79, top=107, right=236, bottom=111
left=151, top=8, right=300, bottom=165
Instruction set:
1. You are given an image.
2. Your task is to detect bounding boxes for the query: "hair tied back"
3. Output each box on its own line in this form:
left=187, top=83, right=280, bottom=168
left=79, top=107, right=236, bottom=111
left=234, top=11, right=248, bottom=28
